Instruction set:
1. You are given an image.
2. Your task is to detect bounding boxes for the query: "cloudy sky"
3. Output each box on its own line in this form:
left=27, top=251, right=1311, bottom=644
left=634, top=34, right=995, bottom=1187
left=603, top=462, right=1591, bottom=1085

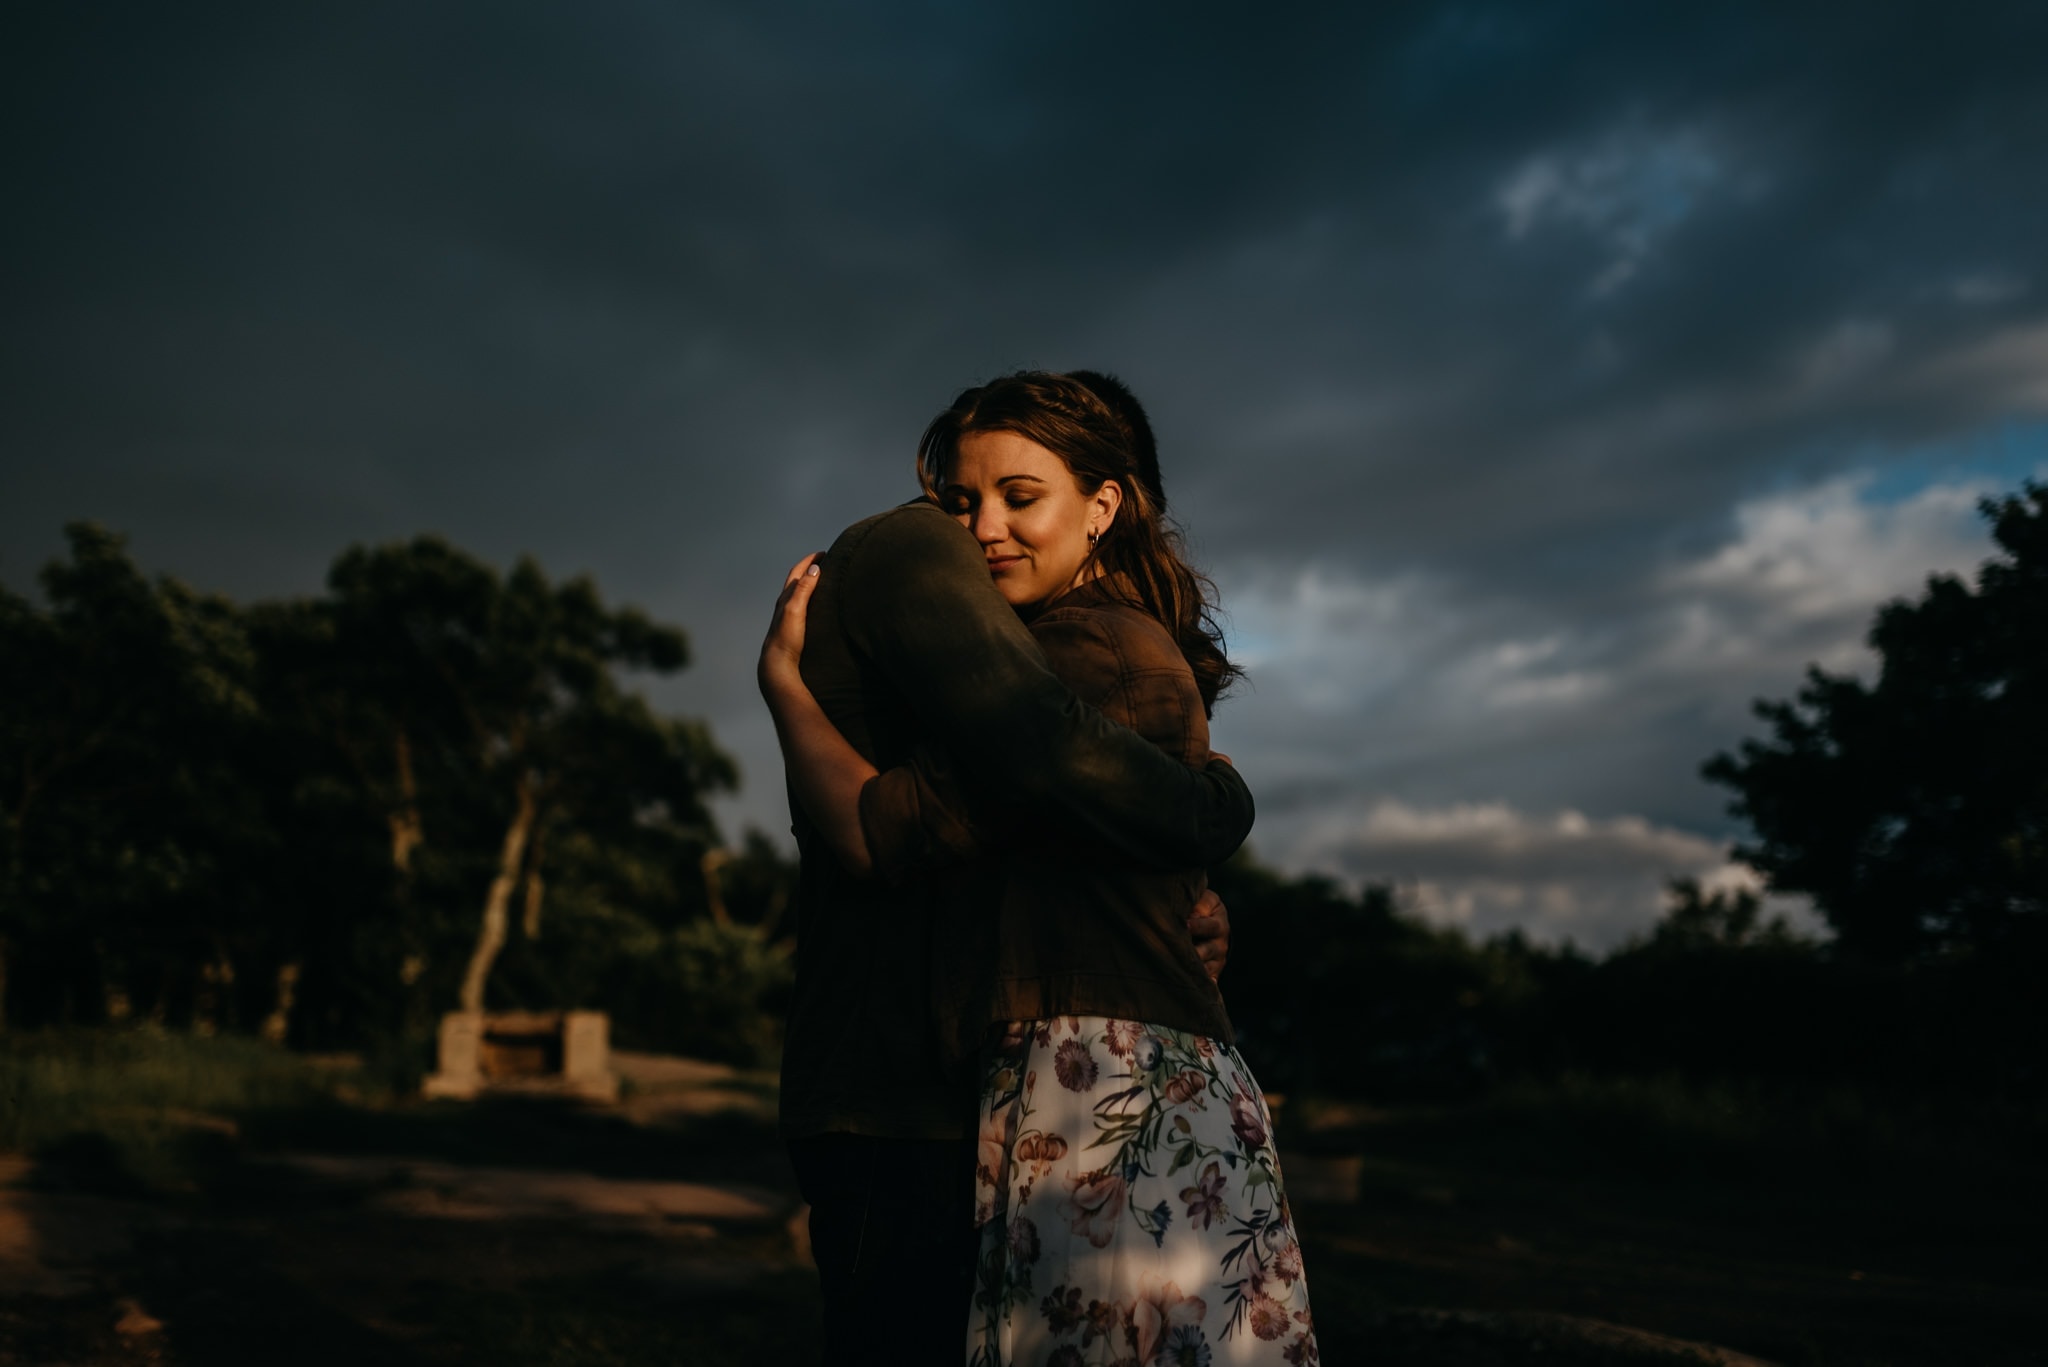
left=7, top=2, right=2045, bottom=947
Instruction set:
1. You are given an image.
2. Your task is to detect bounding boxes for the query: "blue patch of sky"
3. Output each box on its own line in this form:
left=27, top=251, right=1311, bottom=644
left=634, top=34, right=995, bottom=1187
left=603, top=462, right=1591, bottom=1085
left=1857, top=420, right=2048, bottom=506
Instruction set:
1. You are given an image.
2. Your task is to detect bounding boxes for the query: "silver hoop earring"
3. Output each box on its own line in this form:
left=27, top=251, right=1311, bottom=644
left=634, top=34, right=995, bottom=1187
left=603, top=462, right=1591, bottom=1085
left=1087, top=528, right=1100, bottom=547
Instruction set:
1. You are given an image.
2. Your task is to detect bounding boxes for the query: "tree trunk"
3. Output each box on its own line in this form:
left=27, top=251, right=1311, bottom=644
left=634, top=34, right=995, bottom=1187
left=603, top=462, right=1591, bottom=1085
left=261, top=960, right=301, bottom=1044
left=701, top=848, right=732, bottom=928
left=519, top=823, right=547, bottom=939
left=193, top=951, right=234, bottom=1037
left=458, top=773, right=538, bottom=1014
left=520, top=869, right=545, bottom=939
left=388, top=727, right=424, bottom=875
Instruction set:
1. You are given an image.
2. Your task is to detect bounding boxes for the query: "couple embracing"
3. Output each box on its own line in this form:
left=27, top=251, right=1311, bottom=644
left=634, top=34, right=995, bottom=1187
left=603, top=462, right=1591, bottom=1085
left=758, top=370, right=1317, bottom=1367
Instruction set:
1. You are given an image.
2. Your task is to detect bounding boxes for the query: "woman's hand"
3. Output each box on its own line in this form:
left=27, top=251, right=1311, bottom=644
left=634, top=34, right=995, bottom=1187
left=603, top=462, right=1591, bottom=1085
left=756, top=550, right=879, bottom=878
left=758, top=553, right=823, bottom=704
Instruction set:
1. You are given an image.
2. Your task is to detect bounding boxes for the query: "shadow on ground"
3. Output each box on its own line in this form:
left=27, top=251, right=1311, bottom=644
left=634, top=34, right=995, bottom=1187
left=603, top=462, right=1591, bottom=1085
left=4, top=1057, right=2045, bottom=1365
left=1, top=1054, right=819, bottom=1366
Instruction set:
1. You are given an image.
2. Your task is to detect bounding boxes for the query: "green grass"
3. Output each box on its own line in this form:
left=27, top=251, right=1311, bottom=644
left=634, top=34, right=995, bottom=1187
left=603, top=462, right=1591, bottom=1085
left=0, top=1026, right=381, bottom=1191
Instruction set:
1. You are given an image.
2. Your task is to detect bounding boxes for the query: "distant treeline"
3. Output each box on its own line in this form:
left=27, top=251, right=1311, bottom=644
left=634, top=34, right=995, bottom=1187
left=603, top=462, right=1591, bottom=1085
left=1226, top=482, right=2047, bottom=1102
left=3, top=485, right=2042, bottom=1096
left=1216, top=863, right=2042, bottom=1102
left=0, top=524, right=794, bottom=1064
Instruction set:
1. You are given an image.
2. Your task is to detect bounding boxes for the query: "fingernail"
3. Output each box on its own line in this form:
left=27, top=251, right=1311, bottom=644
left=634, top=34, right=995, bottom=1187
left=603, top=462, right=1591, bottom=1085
left=807, top=563, right=820, bottom=576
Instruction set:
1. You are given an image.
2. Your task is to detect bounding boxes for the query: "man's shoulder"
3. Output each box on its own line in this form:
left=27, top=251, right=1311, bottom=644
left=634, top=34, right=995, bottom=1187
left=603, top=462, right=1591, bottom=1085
left=828, top=499, right=956, bottom=560
left=824, top=500, right=982, bottom=608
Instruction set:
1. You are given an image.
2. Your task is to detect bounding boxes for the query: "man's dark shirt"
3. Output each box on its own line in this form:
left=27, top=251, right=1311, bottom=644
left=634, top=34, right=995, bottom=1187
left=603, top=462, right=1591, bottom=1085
left=780, top=501, right=1255, bottom=1140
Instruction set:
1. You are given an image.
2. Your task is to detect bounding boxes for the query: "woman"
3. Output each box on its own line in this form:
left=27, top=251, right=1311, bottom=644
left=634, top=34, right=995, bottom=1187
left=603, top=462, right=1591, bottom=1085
left=760, top=371, right=1316, bottom=1366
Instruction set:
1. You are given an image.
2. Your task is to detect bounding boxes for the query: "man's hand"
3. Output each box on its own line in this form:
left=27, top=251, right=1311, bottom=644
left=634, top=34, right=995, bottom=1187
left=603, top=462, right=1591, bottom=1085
left=1188, top=887, right=1230, bottom=982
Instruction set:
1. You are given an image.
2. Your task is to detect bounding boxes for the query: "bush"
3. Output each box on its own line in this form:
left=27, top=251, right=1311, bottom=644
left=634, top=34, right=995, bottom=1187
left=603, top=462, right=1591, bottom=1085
left=612, top=921, right=793, bottom=1067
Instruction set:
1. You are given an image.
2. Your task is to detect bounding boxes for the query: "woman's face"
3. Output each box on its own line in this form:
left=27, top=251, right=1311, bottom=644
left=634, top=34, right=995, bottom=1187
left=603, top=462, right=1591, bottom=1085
left=941, top=430, right=1120, bottom=611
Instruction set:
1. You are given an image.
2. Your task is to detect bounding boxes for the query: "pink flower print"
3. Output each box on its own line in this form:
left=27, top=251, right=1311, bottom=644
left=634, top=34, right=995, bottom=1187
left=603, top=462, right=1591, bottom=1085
left=1062, top=1168, right=1128, bottom=1249
left=1132, top=1275, right=1207, bottom=1365
left=1248, top=1294, right=1290, bottom=1341
left=1179, top=1160, right=1227, bottom=1230
left=1015, top=1130, right=1069, bottom=1178
left=1270, top=1239, right=1304, bottom=1284
left=1281, top=1329, right=1319, bottom=1364
left=1103, top=1018, right=1143, bottom=1057
left=976, top=1101, right=1017, bottom=1223
left=1227, top=1084, right=1268, bottom=1150
left=1082, top=1296, right=1131, bottom=1350
left=1041, top=1284, right=1084, bottom=1335
left=1053, top=1039, right=1099, bottom=1092
left=1164, top=1069, right=1207, bottom=1106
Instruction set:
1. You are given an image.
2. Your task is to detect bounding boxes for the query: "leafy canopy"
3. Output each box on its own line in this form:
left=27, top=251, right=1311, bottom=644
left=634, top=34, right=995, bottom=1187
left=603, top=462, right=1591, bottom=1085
left=1705, top=483, right=2047, bottom=964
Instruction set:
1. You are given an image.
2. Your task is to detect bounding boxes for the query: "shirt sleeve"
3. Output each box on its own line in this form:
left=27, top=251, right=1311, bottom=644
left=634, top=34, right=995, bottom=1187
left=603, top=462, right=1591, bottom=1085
left=837, top=504, right=1253, bottom=872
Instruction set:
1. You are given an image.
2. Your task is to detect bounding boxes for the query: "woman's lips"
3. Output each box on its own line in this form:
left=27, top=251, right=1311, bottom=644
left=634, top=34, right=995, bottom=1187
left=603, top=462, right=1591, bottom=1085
left=986, top=556, right=1023, bottom=573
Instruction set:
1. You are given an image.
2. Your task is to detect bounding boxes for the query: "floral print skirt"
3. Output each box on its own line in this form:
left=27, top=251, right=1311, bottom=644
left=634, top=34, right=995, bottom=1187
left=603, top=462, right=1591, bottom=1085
left=967, top=1016, right=1318, bottom=1366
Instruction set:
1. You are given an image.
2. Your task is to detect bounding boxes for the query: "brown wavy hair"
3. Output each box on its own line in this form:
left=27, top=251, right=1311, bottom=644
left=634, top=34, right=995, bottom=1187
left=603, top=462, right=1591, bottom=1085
left=916, top=369, right=1241, bottom=713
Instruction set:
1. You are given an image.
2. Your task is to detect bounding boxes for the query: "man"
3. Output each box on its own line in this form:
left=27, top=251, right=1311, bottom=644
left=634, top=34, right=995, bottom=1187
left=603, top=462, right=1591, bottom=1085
left=762, top=499, right=1251, bottom=1365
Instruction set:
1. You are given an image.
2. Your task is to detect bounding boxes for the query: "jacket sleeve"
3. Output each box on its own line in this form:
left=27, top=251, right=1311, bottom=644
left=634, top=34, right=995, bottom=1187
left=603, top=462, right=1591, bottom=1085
left=839, top=504, right=1253, bottom=872
left=859, top=610, right=1115, bottom=881
left=859, top=744, right=986, bottom=881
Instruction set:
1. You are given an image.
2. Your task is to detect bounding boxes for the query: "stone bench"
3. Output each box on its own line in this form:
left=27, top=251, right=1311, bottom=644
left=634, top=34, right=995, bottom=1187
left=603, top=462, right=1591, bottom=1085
left=422, top=1009, right=619, bottom=1102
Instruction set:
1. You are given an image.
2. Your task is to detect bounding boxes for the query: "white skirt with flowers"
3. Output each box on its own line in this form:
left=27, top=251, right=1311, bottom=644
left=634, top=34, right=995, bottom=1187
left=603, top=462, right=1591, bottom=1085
left=966, top=1015, right=1318, bottom=1367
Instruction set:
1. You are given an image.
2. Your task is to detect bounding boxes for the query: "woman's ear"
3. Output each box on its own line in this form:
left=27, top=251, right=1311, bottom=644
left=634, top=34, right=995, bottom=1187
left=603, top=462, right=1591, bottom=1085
left=1092, top=479, right=1124, bottom=537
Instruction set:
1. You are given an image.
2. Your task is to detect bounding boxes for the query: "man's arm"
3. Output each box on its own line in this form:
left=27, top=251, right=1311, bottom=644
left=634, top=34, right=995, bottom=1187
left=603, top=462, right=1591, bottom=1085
left=837, top=503, right=1253, bottom=871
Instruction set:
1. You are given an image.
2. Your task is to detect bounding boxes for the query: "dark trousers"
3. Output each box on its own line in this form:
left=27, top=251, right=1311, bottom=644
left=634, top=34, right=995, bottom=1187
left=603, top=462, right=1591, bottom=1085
left=787, top=1132, right=980, bottom=1367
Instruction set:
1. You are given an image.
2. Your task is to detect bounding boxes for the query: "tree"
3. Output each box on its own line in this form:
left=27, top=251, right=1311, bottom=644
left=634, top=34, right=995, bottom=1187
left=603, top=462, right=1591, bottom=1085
left=1646, top=878, right=1801, bottom=953
left=1705, top=483, right=2048, bottom=964
left=0, top=524, right=265, bottom=1028
left=0, top=524, right=759, bottom=1052
left=304, top=537, right=739, bottom=1016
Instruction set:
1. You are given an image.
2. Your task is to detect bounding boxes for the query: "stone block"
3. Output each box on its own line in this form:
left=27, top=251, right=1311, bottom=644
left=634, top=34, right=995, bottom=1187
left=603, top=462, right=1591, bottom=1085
left=422, top=1009, right=617, bottom=1102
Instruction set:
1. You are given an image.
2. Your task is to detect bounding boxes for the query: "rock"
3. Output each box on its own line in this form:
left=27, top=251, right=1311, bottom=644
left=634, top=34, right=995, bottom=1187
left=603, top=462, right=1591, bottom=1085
left=113, top=1298, right=164, bottom=1337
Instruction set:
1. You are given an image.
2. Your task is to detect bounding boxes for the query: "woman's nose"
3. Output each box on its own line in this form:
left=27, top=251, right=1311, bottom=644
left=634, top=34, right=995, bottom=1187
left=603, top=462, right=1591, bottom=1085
left=971, top=507, right=1004, bottom=545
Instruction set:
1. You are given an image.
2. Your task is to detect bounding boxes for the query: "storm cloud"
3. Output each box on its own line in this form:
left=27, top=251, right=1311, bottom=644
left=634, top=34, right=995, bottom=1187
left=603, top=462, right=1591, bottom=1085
left=6, top=1, right=2045, bottom=946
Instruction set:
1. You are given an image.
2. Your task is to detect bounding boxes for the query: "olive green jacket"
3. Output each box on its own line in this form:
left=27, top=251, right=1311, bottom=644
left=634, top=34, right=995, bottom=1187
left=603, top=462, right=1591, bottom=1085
left=779, top=502, right=1254, bottom=1141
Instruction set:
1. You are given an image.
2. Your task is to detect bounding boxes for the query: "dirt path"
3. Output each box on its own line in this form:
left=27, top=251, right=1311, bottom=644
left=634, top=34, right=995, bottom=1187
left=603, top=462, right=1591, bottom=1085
left=0, top=1055, right=815, bottom=1365
left=7, top=1061, right=2042, bottom=1364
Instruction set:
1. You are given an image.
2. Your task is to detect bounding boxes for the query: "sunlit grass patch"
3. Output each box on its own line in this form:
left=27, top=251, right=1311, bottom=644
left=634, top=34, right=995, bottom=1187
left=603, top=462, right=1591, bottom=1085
left=0, top=1026, right=378, bottom=1191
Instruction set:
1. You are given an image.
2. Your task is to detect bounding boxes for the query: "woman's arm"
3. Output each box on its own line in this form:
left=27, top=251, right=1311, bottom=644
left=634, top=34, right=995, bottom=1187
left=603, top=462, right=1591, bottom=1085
left=758, top=554, right=878, bottom=877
